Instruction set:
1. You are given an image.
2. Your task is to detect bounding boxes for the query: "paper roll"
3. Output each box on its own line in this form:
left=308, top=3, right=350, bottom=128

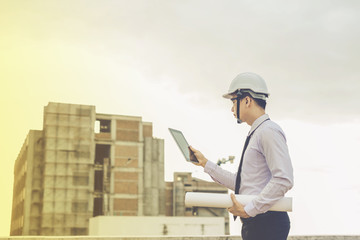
left=185, top=192, right=292, bottom=212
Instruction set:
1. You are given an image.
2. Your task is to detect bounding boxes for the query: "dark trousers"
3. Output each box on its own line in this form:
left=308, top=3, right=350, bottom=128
left=240, top=211, right=290, bottom=240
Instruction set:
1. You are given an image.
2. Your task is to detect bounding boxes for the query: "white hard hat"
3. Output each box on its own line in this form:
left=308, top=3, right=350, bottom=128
left=223, top=72, right=270, bottom=100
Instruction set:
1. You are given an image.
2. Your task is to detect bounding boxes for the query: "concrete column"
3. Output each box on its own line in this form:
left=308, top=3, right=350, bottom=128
left=23, top=131, right=34, bottom=235
left=157, top=139, right=165, bottom=216
left=109, top=118, right=115, bottom=216
left=151, top=139, right=159, bottom=216
left=143, top=138, right=153, bottom=216
left=138, top=142, right=144, bottom=216
left=174, top=180, right=185, bottom=216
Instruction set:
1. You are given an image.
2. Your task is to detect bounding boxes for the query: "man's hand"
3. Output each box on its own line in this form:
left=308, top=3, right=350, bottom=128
left=189, top=146, right=208, bottom=168
left=227, top=193, right=250, bottom=218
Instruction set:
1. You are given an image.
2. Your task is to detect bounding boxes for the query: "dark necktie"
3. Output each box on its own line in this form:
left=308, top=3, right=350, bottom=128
left=233, top=118, right=269, bottom=220
left=235, top=135, right=250, bottom=196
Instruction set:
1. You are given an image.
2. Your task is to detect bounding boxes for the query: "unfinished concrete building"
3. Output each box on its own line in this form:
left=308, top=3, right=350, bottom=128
left=11, top=102, right=229, bottom=236
left=10, top=102, right=164, bottom=236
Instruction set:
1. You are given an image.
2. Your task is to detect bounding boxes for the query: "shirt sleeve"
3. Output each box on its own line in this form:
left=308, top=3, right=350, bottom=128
left=204, top=160, right=237, bottom=191
left=244, top=126, right=294, bottom=217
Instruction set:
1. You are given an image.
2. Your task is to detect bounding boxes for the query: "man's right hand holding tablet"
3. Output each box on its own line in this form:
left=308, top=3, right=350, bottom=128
left=189, top=146, right=208, bottom=167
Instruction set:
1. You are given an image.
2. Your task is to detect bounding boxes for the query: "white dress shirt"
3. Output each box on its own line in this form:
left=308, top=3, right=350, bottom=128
left=204, top=114, right=294, bottom=217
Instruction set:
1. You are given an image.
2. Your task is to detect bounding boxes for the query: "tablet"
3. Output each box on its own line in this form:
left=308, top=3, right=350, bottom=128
left=168, top=128, right=199, bottom=163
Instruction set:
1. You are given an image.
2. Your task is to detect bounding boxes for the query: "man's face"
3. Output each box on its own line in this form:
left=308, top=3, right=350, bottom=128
left=231, top=96, right=249, bottom=120
left=231, top=98, right=238, bottom=118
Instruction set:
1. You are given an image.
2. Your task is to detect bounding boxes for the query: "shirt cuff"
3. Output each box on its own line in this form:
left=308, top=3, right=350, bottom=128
left=244, top=201, right=258, bottom=217
left=204, top=160, right=216, bottom=174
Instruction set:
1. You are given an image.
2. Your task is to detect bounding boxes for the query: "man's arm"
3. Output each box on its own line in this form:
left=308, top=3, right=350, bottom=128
left=189, top=146, right=237, bottom=191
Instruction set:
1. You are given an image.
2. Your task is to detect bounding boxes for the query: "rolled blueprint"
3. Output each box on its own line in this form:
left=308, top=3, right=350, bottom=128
left=185, top=192, right=292, bottom=212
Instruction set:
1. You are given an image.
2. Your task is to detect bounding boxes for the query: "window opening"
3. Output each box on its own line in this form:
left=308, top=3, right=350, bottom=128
left=95, top=119, right=111, bottom=133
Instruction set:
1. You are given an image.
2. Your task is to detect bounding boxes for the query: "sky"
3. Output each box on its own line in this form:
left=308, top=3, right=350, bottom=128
left=1, top=0, right=360, bottom=236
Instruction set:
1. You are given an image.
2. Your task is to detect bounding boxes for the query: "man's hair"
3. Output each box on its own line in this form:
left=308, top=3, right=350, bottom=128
left=239, top=92, right=267, bottom=110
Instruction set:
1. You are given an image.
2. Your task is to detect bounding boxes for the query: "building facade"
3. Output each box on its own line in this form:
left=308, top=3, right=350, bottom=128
left=10, top=130, right=43, bottom=236
left=166, top=172, right=230, bottom=235
left=10, top=102, right=229, bottom=236
left=10, top=102, right=164, bottom=236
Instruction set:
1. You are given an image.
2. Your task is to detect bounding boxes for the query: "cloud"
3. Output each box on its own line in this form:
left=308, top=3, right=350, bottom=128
left=1, top=0, right=360, bottom=121
left=84, top=0, right=360, bottom=122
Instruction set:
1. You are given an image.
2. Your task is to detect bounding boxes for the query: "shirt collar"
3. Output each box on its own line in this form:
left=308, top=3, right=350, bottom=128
left=248, top=114, right=269, bottom=136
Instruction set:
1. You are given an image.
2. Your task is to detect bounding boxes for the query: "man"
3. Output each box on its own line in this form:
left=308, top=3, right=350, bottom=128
left=190, top=72, right=294, bottom=240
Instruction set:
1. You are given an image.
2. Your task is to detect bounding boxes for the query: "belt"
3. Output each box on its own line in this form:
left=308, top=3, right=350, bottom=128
left=240, top=211, right=283, bottom=224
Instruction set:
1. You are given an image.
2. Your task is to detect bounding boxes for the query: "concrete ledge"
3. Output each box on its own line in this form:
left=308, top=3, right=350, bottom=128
left=1, top=236, right=360, bottom=240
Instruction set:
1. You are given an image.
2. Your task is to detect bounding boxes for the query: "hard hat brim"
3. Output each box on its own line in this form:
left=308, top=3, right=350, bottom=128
left=222, top=92, right=234, bottom=99
left=222, top=89, right=269, bottom=100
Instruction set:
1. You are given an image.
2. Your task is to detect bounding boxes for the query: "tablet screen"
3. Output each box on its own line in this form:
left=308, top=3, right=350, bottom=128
left=168, top=128, right=191, bottom=162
